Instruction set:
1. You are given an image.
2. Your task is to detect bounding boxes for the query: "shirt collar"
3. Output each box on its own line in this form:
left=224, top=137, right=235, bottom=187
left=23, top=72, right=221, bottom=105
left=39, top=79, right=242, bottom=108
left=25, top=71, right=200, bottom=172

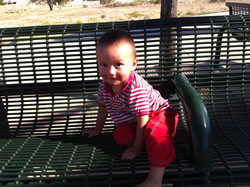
left=104, top=71, right=135, bottom=95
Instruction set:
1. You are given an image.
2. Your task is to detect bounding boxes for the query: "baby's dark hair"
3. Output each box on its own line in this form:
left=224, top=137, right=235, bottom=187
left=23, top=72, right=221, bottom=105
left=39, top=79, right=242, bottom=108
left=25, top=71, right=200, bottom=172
left=97, top=29, right=136, bottom=57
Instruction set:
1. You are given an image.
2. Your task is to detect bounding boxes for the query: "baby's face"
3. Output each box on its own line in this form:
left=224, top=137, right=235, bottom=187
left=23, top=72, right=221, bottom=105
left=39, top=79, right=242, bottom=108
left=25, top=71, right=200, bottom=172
left=96, top=40, right=137, bottom=90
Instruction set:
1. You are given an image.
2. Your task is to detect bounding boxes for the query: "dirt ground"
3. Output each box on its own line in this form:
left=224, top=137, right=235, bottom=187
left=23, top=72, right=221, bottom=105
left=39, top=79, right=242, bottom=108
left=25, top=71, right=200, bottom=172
left=0, top=0, right=248, bottom=28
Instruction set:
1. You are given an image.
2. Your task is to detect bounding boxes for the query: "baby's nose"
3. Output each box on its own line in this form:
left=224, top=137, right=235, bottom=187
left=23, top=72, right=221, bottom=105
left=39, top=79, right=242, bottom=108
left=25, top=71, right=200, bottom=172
left=108, top=66, right=116, bottom=75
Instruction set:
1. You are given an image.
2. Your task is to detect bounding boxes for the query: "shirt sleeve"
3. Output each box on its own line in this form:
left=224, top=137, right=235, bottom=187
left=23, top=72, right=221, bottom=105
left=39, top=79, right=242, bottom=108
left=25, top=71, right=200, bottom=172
left=96, top=82, right=106, bottom=107
left=128, top=87, right=150, bottom=116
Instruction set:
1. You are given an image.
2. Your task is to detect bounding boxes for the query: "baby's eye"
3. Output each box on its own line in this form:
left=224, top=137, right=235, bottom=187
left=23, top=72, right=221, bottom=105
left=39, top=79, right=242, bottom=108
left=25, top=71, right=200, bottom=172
left=100, top=64, right=106, bottom=67
left=116, top=63, right=123, bottom=67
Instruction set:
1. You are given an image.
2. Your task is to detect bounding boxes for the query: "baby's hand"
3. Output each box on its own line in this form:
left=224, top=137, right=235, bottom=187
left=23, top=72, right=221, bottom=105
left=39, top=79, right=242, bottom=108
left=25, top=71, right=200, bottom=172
left=121, top=146, right=141, bottom=160
left=82, top=128, right=100, bottom=137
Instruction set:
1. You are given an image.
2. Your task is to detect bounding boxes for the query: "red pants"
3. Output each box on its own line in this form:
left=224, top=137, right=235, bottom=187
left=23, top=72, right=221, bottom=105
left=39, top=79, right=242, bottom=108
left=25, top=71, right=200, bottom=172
left=113, top=108, right=178, bottom=167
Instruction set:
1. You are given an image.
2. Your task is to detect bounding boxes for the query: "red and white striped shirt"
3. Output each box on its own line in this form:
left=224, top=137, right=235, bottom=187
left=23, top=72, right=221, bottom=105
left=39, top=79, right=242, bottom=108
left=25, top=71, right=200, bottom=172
left=97, top=71, right=170, bottom=125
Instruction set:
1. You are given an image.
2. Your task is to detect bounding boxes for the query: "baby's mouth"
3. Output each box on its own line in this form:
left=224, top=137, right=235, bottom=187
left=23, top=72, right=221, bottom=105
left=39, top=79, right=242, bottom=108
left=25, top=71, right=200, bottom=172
left=109, top=77, right=117, bottom=81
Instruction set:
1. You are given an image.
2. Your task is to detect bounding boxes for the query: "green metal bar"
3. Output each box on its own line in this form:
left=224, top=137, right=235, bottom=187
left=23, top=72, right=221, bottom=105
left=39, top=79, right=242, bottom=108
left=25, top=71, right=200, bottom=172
left=172, top=73, right=213, bottom=172
left=0, top=96, right=9, bottom=137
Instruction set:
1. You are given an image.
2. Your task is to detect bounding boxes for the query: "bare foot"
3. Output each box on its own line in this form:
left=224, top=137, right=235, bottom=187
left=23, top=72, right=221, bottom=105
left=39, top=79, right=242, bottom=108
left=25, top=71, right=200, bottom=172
left=135, top=166, right=165, bottom=187
left=121, top=146, right=141, bottom=160
left=135, top=180, right=161, bottom=187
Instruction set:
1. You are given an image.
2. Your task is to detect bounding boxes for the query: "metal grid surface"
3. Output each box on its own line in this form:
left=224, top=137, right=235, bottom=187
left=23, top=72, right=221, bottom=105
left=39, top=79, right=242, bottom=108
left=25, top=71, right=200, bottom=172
left=0, top=15, right=250, bottom=186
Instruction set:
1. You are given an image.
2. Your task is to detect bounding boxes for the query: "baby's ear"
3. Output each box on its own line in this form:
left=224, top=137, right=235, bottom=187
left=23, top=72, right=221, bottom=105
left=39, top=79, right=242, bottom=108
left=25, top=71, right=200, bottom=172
left=132, top=58, right=138, bottom=70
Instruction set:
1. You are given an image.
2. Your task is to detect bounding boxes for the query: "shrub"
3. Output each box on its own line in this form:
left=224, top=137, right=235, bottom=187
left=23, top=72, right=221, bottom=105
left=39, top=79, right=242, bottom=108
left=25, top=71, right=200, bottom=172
left=209, top=0, right=225, bottom=2
left=129, top=11, right=143, bottom=19
left=100, top=0, right=115, bottom=5
left=149, top=0, right=160, bottom=4
left=76, top=20, right=83, bottom=24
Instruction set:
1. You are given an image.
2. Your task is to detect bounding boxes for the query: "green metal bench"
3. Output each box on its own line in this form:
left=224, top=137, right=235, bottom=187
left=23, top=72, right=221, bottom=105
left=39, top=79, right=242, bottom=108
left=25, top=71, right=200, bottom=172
left=0, top=15, right=250, bottom=186
left=226, top=2, right=250, bottom=15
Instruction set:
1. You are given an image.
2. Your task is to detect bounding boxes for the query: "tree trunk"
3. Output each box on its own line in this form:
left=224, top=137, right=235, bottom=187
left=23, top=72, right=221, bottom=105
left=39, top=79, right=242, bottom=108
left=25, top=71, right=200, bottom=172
left=159, top=0, right=178, bottom=96
left=47, top=0, right=54, bottom=11
left=161, top=0, right=178, bottom=18
left=160, top=0, right=178, bottom=77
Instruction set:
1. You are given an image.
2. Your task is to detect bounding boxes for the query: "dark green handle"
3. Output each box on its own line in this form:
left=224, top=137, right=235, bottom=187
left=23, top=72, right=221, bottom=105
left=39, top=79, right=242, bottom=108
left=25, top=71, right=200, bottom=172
left=172, top=73, right=213, bottom=172
left=0, top=97, right=9, bottom=138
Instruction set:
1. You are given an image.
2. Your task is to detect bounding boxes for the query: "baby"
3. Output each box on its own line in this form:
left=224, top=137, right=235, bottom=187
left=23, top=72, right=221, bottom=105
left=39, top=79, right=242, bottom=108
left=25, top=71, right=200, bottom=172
left=82, top=29, right=178, bottom=187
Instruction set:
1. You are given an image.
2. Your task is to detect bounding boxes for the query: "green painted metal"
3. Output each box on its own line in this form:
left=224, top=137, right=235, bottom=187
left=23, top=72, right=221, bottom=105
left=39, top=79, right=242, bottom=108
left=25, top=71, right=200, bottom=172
left=173, top=74, right=212, bottom=172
